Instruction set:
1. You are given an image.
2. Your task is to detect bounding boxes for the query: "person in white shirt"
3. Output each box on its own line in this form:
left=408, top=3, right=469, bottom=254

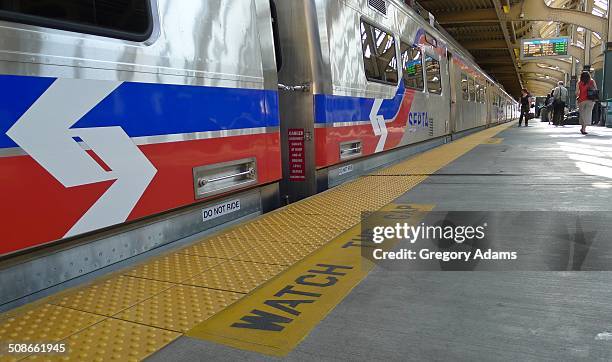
left=552, top=81, right=568, bottom=127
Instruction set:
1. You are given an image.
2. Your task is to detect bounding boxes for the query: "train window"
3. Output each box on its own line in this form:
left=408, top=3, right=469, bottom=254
left=425, top=55, right=441, bottom=94
left=400, top=42, right=424, bottom=91
left=475, top=83, right=481, bottom=103
left=468, top=77, right=475, bottom=102
left=0, top=0, right=152, bottom=41
left=360, top=20, right=398, bottom=85
left=461, top=74, right=469, bottom=101
left=480, top=86, right=486, bottom=104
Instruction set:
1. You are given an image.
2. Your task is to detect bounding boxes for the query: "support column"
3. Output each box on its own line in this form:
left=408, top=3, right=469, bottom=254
left=604, top=0, right=612, bottom=126
left=569, top=24, right=578, bottom=109
left=585, top=0, right=594, bottom=67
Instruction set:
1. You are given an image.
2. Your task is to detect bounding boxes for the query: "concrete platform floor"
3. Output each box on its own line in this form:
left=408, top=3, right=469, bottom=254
left=150, top=121, right=612, bottom=361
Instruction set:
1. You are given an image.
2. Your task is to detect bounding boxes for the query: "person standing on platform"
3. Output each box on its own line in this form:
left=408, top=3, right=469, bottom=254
left=552, top=81, right=568, bottom=127
left=543, top=91, right=554, bottom=125
left=576, top=71, right=597, bottom=135
left=518, top=88, right=531, bottom=127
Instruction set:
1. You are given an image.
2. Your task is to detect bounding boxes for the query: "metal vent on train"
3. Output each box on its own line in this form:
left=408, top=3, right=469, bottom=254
left=368, top=0, right=387, bottom=15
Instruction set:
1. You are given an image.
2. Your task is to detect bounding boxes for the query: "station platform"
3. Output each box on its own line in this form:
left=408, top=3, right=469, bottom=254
left=3, top=120, right=612, bottom=361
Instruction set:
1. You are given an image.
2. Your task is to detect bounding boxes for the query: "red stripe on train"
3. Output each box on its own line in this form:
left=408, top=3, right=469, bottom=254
left=0, top=133, right=280, bottom=255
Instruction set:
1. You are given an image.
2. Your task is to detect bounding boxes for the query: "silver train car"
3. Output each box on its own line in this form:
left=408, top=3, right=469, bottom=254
left=0, top=0, right=517, bottom=306
left=276, top=0, right=519, bottom=201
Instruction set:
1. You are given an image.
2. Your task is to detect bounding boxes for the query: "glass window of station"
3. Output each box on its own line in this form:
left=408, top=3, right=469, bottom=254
left=0, top=0, right=152, bottom=41
left=400, top=42, right=424, bottom=91
left=360, top=20, right=398, bottom=85
left=425, top=55, right=442, bottom=94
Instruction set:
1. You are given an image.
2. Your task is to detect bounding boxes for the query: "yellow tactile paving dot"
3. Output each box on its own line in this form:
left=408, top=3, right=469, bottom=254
left=231, top=241, right=319, bottom=266
left=222, top=223, right=341, bottom=246
left=251, top=211, right=358, bottom=230
left=182, top=260, right=286, bottom=293
left=0, top=304, right=103, bottom=346
left=24, top=318, right=179, bottom=361
left=114, top=285, right=242, bottom=333
left=178, top=236, right=252, bottom=259
left=49, top=276, right=174, bottom=317
left=124, top=253, right=222, bottom=283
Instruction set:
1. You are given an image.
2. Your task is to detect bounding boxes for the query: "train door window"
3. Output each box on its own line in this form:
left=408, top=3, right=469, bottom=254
left=475, top=83, right=481, bottom=103
left=0, top=0, right=152, bottom=41
left=461, top=74, right=469, bottom=100
left=400, top=42, right=424, bottom=90
left=468, top=77, right=475, bottom=102
left=360, top=20, right=398, bottom=85
left=425, top=55, right=442, bottom=94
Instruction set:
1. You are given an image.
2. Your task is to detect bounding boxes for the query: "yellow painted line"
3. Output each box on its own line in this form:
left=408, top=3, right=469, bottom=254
left=186, top=203, right=434, bottom=356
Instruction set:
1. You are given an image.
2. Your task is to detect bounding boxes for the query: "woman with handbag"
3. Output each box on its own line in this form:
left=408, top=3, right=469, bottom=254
left=576, top=71, right=597, bottom=135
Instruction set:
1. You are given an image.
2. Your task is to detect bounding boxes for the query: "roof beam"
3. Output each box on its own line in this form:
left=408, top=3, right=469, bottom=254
left=507, top=0, right=606, bottom=35
left=492, top=0, right=523, bottom=94
left=521, top=58, right=573, bottom=73
left=523, top=76, right=560, bottom=87
left=437, top=1, right=606, bottom=35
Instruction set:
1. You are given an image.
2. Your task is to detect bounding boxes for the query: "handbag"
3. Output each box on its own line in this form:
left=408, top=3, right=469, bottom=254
left=587, top=81, right=599, bottom=101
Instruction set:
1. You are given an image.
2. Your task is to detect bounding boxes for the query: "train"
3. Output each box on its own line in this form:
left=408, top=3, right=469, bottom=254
left=0, top=0, right=518, bottom=285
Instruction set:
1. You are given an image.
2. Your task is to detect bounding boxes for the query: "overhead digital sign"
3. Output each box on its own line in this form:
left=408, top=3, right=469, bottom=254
left=405, top=60, right=420, bottom=76
left=520, top=37, right=570, bottom=60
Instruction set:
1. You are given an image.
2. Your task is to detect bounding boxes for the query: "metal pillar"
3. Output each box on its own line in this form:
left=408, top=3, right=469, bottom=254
left=604, top=0, right=612, bottom=126
left=585, top=0, right=594, bottom=67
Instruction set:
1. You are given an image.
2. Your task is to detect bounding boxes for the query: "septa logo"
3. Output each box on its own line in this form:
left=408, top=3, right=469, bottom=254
left=408, top=111, right=429, bottom=128
left=6, top=78, right=157, bottom=238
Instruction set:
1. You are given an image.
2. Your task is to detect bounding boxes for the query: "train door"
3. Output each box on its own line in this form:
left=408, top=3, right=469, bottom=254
left=447, top=52, right=457, bottom=133
left=424, top=51, right=450, bottom=136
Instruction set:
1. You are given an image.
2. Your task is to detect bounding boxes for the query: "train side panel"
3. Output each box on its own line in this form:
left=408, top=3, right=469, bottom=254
left=0, top=0, right=281, bottom=255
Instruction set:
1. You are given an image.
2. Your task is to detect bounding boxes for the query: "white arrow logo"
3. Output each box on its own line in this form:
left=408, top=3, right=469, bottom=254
left=6, top=78, right=157, bottom=237
left=369, top=98, right=388, bottom=153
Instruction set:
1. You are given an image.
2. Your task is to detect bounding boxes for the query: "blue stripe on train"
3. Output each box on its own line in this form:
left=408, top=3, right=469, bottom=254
left=314, top=82, right=405, bottom=124
left=0, top=75, right=279, bottom=149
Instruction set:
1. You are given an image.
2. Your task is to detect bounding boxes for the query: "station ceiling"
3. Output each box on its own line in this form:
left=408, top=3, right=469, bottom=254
left=417, top=0, right=605, bottom=97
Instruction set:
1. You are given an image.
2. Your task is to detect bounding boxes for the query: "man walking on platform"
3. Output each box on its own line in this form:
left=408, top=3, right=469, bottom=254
left=518, top=88, right=531, bottom=127
left=552, top=81, right=568, bottom=127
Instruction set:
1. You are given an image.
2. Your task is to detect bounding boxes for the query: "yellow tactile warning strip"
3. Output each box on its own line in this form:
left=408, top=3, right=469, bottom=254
left=177, top=236, right=252, bottom=259
left=25, top=318, right=179, bottom=361
left=0, top=122, right=512, bottom=361
left=114, top=285, right=243, bottom=333
left=124, top=254, right=223, bottom=283
left=182, top=260, right=286, bottom=293
left=251, top=213, right=356, bottom=230
left=230, top=241, right=319, bottom=266
left=49, top=276, right=173, bottom=316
